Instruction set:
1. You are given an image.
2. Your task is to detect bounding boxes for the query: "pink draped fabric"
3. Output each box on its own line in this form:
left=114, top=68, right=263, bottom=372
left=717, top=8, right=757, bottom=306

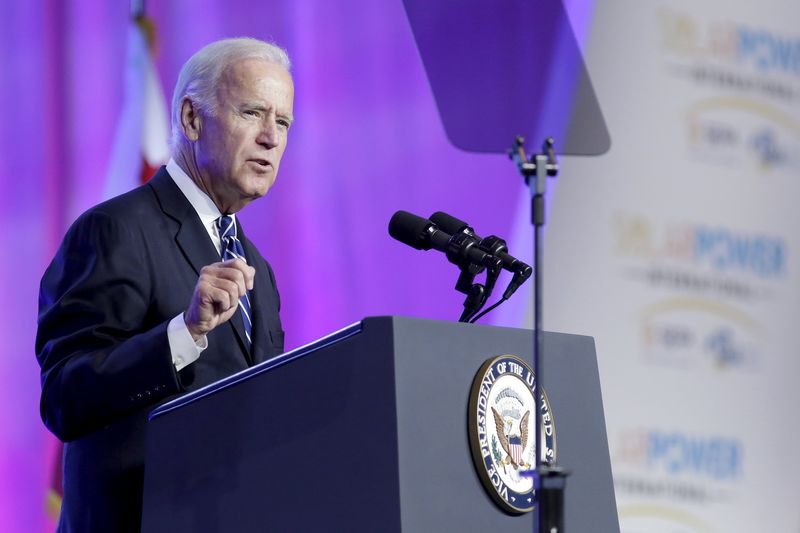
left=0, top=1, right=593, bottom=530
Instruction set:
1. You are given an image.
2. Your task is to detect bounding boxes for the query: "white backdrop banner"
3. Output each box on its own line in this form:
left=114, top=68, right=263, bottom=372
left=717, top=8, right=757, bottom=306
left=500, top=1, right=800, bottom=531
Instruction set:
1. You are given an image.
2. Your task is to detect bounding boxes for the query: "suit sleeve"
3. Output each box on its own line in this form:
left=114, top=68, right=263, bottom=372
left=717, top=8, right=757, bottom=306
left=36, top=209, right=183, bottom=442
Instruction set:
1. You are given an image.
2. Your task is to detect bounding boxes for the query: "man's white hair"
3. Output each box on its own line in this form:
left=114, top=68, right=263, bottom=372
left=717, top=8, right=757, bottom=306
left=170, top=37, right=291, bottom=149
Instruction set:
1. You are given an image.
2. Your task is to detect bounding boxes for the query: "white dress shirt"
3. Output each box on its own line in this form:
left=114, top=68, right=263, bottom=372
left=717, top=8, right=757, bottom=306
left=165, top=158, right=239, bottom=371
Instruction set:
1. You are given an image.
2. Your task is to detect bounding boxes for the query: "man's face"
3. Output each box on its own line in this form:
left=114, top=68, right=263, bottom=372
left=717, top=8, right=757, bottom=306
left=194, top=58, right=294, bottom=213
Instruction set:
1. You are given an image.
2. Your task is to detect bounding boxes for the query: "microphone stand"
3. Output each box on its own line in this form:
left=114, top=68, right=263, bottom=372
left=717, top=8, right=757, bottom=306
left=510, top=136, right=569, bottom=533
left=456, top=260, right=500, bottom=323
left=456, top=268, right=486, bottom=322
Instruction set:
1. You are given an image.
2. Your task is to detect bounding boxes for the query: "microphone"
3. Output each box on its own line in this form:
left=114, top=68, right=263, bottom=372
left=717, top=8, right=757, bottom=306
left=388, top=211, right=501, bottom=271
left=429, top=211, right=532, bottom=299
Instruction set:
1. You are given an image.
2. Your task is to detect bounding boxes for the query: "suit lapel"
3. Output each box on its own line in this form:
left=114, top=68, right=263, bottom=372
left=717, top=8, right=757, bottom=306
left=148, top=169, right=218, bottom=275
left=148, top=168, right=251, bottom=363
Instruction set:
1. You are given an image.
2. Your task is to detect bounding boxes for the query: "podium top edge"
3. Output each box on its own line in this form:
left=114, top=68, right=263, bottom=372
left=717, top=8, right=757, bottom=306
left=148, top=320, right=365, bottom=421
left=147, top=316, right=594, bottom=421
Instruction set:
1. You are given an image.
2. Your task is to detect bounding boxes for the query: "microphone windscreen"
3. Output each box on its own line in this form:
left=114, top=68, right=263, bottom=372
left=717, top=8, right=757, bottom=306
left=389, top=210, right=432, bottom=250
left=430, top=211, right=471, bottom=235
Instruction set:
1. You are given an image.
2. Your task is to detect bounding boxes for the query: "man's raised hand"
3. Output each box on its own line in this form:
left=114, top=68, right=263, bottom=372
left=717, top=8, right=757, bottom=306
left=184, top=259, right=255, bottom=340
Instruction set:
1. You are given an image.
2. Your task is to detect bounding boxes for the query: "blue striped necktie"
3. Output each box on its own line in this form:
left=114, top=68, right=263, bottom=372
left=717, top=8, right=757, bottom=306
left=216, top=215, right=252, bottom=348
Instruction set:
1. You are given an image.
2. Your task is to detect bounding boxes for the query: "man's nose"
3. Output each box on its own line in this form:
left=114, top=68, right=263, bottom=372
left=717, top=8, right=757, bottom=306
left=256, top=121, right=279, bottom=149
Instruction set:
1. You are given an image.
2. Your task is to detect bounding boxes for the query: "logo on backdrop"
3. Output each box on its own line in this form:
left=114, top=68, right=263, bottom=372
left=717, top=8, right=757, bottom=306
left=612, top=211, right=788, bottom=298
left=613, top=427, right=743, bottom=504
left=685, top=97, right=800, bottom=172
left=468, top=355, right=556, bottom=514
left=611, top=212, right=789, bottom=372
left=657, top=8, right=800, bottom=173
left=659, top=8, right=800, bottom=100
left=640, top=298, right=762, bottom=371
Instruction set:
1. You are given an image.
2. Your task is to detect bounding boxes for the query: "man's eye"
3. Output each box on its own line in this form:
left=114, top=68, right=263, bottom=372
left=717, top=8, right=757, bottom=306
left=244, top=110, right=260, bottom=117
left=278, top=119, right=291, bottom=129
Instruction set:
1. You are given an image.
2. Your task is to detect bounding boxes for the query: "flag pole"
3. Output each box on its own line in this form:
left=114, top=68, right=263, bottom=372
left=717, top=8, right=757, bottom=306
left=131, top=0, right=144, bottom=18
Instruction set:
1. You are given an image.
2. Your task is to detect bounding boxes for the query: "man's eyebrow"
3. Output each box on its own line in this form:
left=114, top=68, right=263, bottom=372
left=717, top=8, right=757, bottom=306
left=241, top=103, right=294, bottom=124
left=241, top=103, right=267, bottom=111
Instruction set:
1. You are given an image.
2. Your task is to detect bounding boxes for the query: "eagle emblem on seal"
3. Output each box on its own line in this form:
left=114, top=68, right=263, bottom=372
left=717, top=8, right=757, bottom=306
left=491, top=406, right=531, bottom=471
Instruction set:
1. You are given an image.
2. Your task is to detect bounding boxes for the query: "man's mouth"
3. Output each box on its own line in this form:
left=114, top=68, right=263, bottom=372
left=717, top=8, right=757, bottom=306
left=249, top=159, right=271, bottom=169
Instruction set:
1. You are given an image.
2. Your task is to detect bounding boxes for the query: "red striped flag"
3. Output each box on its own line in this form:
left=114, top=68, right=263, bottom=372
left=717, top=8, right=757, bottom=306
left=104, top=13, right=170, bottom=197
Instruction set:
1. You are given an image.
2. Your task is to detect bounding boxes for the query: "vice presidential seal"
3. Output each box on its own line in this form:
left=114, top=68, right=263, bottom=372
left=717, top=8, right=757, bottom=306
left=468, top=354, right=556, bottom=514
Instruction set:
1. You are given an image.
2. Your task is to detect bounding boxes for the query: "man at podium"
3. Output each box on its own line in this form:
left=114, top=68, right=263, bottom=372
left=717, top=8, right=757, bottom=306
left=35, top=37, right=293, bottom=533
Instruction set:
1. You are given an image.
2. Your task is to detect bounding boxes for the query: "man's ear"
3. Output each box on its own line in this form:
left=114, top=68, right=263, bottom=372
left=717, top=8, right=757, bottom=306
left=180, top=97, right=202, bottom=141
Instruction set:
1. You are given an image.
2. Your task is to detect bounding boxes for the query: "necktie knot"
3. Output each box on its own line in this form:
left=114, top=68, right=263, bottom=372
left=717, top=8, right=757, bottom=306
left=217, top=215, right=237, bottom=240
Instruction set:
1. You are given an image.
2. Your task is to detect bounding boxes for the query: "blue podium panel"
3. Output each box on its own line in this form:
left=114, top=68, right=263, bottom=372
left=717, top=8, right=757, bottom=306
left=141, top=317, right=619, bottom=532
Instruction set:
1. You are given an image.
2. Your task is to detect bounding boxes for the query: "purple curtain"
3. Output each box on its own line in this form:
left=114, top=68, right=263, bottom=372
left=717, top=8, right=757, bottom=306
left=0, top=1, right=593, bottom=530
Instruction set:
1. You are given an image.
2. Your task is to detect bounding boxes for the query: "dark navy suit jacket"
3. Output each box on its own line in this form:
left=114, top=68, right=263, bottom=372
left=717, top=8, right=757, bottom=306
left=36, top=167, right=284, bottom=532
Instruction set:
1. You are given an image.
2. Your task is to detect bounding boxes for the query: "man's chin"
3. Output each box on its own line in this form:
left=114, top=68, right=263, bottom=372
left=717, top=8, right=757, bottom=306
left=246, top=174, right=275, bottom=196
left=250, top=182, right=273, bottom=199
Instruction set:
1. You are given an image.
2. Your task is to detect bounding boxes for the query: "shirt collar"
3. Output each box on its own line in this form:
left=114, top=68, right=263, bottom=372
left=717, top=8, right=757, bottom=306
left=166, top=158, right=233, bottom=228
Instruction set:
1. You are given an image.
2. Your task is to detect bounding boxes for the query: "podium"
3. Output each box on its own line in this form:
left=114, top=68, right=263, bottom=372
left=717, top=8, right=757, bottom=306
left=141, top=316, right=619, bottom=532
